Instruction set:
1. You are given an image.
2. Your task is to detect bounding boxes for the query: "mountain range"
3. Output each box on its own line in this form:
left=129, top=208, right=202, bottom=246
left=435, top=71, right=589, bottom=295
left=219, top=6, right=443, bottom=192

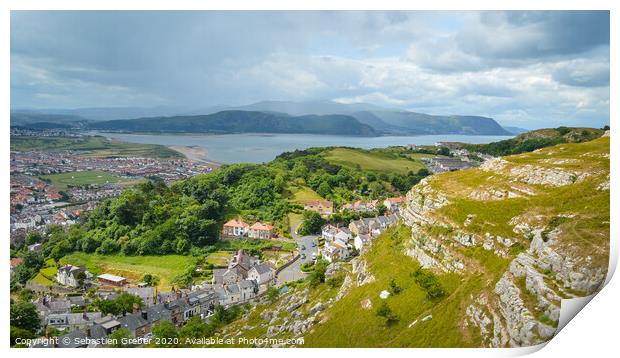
left=11, top=100, right=515, bottom=136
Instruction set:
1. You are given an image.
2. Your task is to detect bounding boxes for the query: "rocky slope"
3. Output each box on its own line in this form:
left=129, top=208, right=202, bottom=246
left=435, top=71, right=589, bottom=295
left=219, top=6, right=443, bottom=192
left=400, top=133, right=609, bottom=346
left=210, top=133, right=609, bottom=348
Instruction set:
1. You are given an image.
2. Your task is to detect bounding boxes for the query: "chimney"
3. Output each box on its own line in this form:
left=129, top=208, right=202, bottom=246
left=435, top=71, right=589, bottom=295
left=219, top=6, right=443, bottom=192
left=132, top=303, right=140, bottom=314
left=86, top=327, right=91, bottom=338
left=83, top=311, right=88, bottom=320
left=141, top=311, right=148, bottom=321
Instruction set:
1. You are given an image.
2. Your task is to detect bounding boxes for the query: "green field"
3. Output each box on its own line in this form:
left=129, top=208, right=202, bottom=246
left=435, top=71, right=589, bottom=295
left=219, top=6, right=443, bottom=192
left=323, top=148, right=426, bottom=174
left=11, top=135, right=183, bottom=159
left=59, top=253, right=198, bottom=290
left=40, top=170, right=140, bottom=190
left=284, top=184, right=324, bottom=203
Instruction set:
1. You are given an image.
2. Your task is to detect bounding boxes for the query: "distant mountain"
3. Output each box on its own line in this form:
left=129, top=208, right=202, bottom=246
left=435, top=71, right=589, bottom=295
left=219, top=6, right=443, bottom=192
left=87, top=110, right=379, bottom=136
left=351, top=110, right=512, bottom=135
left=13, top=100, right=512, bottom=136
left=502, top=126, right=530, bottom=135
left=11, top=106, right=187, bottom=121
left=10, top=113, right=93, bottom=130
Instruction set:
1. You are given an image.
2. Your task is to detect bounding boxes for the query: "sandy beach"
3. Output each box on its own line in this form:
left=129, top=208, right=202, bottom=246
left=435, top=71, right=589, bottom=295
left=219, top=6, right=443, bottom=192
left=168, top=145, right=222, bottom=167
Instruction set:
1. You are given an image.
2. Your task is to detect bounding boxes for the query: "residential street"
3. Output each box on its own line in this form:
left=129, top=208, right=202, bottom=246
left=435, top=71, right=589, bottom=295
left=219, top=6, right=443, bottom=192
left=274, top=220, right=319, bottom=286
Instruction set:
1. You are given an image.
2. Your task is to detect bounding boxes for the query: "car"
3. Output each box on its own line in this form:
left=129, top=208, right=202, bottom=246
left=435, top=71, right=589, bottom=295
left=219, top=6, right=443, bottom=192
left=300, top=244, right=306, bottom=250
left=301, top=253, right=306, bottom=259
left=312, top=253, right=317, bottom=260
left=311, top=241, right=317, bottom=247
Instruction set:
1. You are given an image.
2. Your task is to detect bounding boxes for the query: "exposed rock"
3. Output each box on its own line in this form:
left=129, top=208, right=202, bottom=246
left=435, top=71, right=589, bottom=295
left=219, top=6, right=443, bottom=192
left=509, top=164, right=589, bottom=186
left=325, top=262, right=345, bottom=279
left=310, top=302, right=324, bottom=315
left=335, top=275, right=353, bottom=301
left=421, top=315, right=433, bottom=322
left=379, top=290, right=390, bottom=299
left=360, top=298, right=372, bottom=310
left=352, top=258, right=376, bottom=286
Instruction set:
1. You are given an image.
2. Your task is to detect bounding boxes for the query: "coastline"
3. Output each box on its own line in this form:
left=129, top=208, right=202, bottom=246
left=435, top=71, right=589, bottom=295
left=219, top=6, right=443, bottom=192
left=168, top=145, right=222, bottom=167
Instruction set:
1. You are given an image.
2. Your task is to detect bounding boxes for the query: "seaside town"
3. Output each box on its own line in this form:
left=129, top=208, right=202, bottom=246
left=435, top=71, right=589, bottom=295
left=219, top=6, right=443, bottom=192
left=10, top=147, right=214, bottom=245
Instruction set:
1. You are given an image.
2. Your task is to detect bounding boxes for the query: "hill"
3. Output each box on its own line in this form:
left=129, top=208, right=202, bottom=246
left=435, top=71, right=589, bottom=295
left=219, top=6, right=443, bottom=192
left=352, top=110, right=512, bottom=135
left=456, top=127, right=604, bottom=156
left=87, top=110, right=379, bottom=136
left=213, top=133, right=609, bottom=347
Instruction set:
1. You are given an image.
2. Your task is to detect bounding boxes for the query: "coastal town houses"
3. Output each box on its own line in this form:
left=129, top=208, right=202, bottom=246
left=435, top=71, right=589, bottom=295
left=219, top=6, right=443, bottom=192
left=126, top=287, right=156, bottom=307
left=354, top=233, right=373, bottom=252
left=248, top=222, right=274, bottom=239
left=321, top=224, right=353, bottom=243
left=383, top=196, right=406, bottom=212
left=222, top=219, right=249, bottom=237
left=247, top=262, right=275, bottom=288
left=46, top=312, right=102, bottom=332
left=55, top=264, right=92, bottom=287
left=341, top=200, right=380, bottom=213
left=303, top=200, right=334, bottom=216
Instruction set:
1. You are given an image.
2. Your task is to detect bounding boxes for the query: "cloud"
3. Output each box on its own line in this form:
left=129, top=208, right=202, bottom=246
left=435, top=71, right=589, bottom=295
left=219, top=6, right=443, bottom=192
left=10, top=11, right=609, bottom=128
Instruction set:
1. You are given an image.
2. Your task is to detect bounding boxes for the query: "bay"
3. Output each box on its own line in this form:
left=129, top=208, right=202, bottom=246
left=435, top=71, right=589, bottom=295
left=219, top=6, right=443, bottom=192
left=99, top=132, right=514, bottom=164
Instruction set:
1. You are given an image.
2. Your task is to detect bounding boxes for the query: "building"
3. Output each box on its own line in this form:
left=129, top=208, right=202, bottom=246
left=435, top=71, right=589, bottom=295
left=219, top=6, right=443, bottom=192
left=248, top=222, right=274, bottom=239
left=354, top=234, right=373, bottom=252
left=56, top=264, right=91, bottom=287
left=126, top=287, right=156, bottom=307
left=425, top=157, right=475, bottom=173
left=383, top=196, right=406, bottom=211
left=247, top=262, right=275, bottom=287
left=321, top=241, right=350, bottom=263
left=97, top=273, right=127, bottom=287
left=222, top=219, right=250, bottom=237
left=341, top=200, right=379, bottom=213
left=303, top=200, right=334, bottom=216
left=46, top=312, right=102, bottom=331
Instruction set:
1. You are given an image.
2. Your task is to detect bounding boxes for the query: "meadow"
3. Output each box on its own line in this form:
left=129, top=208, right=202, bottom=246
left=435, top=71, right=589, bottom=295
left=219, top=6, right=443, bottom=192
left=58, top=253, right=198, bottom=290
left=323, top=148, right=426, bottom=174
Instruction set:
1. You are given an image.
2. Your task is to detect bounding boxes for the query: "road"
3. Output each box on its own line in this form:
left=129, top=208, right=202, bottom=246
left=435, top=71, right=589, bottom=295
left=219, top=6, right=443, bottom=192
left=274, top=220, right=319, bottom=286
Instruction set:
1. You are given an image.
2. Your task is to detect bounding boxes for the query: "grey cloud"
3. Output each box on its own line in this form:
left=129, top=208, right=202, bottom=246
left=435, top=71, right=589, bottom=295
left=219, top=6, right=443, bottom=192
left=10, top=11, right=609, bottom=129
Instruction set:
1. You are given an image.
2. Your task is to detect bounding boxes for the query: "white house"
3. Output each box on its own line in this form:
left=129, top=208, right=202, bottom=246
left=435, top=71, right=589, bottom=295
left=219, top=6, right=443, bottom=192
left=247, top=262, right=274, bottom=286
left=56, top=265, right=91, bottom=287
left=354, top=234, right=372, bottom=252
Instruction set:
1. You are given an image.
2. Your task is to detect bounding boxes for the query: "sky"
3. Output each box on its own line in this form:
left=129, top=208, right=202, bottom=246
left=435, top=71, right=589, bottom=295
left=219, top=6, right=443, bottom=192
left=10, top=11, right=610, bottom=128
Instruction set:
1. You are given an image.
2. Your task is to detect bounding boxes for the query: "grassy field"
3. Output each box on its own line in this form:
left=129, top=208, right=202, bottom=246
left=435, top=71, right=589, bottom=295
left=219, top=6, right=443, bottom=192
left=59, top=253, right=198, bottom=290
left=215, top=239, right=296, bottom=252
left=40, top=170, right=140, bottom=190
left=323, top=148, right=426, bottom=174
left=284, top=184, right=324, bottom=203
left=205, top=251, right=233, bottom=267
left=11, top=135, right=183, bottom=159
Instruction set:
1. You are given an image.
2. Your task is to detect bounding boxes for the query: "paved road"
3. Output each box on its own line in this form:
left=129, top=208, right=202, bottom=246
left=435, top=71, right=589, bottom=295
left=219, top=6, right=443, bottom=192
left=274, top=220, right=319, bottom=286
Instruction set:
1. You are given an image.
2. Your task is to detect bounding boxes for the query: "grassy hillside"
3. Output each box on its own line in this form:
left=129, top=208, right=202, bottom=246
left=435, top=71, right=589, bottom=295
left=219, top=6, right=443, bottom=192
left=323, top=148, right=426, bottom=175
left=10, top=135, right=183, bottom=159
left=211, top=134, right=609, bottom=348
left=457, top=127, right=604, bottom=156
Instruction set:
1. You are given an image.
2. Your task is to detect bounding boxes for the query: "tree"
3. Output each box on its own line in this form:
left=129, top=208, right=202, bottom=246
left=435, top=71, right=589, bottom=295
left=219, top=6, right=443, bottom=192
left=152, top=321, right=178, bottom=347
left=179, top=316, right=214, bottom=341
left=375, top=301, right=398, bottom=325
left=389, top=279, right=402, bottom=295
left=265, top=286, right=280, bottom=302
left=75, top=271, right=86, bottom=288
left=11, top=325, right=35, bottom=347
left=108, top=328, right=132, bottom=347
left=298, top=210, right=325, bottom=235
left=10, top=302, right=40, bottom=334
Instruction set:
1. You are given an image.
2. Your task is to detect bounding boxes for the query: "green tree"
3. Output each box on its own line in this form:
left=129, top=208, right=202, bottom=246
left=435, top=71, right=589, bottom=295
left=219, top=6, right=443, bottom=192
left=108, top=328, right=132, bottom=347
left=179, top=316, right=215, bottom=342
left=10, top=302, right=40, bottom=334
left=152, top=321, right=178, bottom=347
left=298, top=210, right=325, bottom=235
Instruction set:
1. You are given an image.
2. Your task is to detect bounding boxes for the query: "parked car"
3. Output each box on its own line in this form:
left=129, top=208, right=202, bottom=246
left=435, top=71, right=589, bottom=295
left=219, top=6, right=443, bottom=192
left=301, top=253, right=306, bottom=259
left=312, top=253, right=317, bottom=260
left=311, top=241, right=317, bottom=247
left=300, top=244, right=306, bottom=250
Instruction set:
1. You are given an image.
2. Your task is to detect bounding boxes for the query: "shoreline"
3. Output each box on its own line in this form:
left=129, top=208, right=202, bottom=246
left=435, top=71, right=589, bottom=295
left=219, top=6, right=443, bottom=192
left=167, top=145, right=222, bottom=167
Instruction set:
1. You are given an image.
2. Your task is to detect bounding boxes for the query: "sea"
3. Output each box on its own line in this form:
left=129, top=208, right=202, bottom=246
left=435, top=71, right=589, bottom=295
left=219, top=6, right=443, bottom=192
left=98, top=132, right=514, bottom=164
